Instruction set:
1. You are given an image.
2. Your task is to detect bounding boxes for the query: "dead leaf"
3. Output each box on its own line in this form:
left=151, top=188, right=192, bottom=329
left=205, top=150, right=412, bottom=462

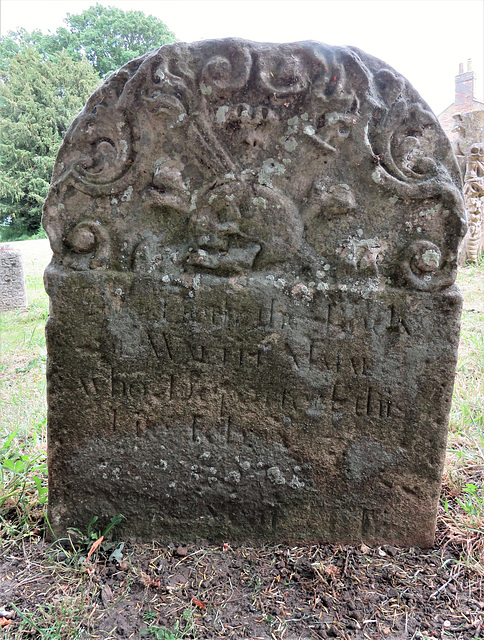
left=311, top=562, right=340, bottom=581
left=0, top=618, right=11, bottom=627
left=87, top=536, right=104, bottom=561
left=324, top=563, right=340, bottom=579
left=101, top=584, right=114, bottom=607
left=140, top=572, right=161, bottom=588
left=360, top=543, right=370, bottom=554
left=192, top=598, right=207, bottom=611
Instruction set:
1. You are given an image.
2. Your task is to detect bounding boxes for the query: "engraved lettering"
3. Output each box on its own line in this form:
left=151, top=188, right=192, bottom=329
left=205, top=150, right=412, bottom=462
left=351, top=357, right=367, bottom=375
left=80, top=377, right=104, bottom=396
left=389, top=305, right=411, bottom=335
left=129, top=382, right=146, bottom=398
left=136, top=416, right=147, bottom=436
left=147, top=331, right=170, bottom=360
left=332, top=383, right=348, bottom=411
left=189, top=343, right=206, bottom=362
left=111, top=369, right=126, bottom=396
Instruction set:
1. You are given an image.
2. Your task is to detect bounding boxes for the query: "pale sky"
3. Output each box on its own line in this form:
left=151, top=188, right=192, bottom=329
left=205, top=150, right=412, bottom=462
left=1, top=0, right=483, bottom=116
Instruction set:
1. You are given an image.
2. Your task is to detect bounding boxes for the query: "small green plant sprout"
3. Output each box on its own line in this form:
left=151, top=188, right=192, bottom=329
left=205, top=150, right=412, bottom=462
left=141, top=625, right=179, bottom=639
left=141, top=607, right=198, bottom=639
left=457, top=483, right=484, bottom=524
left=142, top=611, right=178, bottom=640
left=0, top=428, right=48, bottom=514
left=66, top=514, right=125, bottom=564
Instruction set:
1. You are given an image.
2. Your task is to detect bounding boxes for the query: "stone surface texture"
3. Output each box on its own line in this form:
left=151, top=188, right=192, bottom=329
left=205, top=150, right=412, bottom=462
left=0, top=248, right=27, bottom=310
left=453, top=110, right=484, bottom=263
left=43, top=39, right=466, bottom=546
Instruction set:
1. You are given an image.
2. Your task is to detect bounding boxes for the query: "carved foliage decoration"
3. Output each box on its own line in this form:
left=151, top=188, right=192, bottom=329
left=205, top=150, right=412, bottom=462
left=43, top=39, right=465, bottom=290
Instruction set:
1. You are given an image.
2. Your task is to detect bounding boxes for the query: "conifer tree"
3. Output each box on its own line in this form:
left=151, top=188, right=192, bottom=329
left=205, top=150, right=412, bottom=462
left=0, top=4, right=176, bottom=238
left=0, top=49, right=99, bottom=237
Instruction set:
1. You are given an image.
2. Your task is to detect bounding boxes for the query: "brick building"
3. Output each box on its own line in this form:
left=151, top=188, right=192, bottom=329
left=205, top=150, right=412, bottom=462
left=438, top=60, right=484, bottom=141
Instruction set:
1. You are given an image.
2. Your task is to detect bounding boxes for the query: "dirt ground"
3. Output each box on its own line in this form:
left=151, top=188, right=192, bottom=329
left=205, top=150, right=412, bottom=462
left=1, top=512, right=483, bottom=640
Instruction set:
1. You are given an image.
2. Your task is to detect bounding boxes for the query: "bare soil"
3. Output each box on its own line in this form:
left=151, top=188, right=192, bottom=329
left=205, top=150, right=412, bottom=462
left=1, top=511, right=483, bottom=640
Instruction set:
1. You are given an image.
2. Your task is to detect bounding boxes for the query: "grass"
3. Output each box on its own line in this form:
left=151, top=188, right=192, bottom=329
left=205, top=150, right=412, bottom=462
left=142, top=608, right=198, bottom=639
left=441, top=258, right=484, bottom=572
left=0, top=239, right=483, bottom=636
left=0, top=240, right=50, bottom=542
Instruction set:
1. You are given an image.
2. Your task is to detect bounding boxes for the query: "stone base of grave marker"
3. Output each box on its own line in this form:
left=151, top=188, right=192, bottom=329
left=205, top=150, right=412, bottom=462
left=43, top=39, right=466, bottom=545
left=0, top=249, right=27, bottom=311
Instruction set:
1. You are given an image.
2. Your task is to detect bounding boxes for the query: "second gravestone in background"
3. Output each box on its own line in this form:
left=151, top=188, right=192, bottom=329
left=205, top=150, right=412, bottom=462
left=43, top=39, right=466, bottom=546
left=0, top=248, right=27, bottom=311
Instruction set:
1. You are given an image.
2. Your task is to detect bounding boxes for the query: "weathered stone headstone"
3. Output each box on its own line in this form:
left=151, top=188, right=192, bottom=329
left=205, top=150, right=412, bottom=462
left=43, top=39, right=466, bottom=546
left=0, top=247, right=27, bottom=311
left=453, top=111, right=484, bottom=263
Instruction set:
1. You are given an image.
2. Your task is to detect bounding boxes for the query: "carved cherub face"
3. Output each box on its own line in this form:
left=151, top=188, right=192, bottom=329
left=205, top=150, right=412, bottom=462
left=187, top=178, right=304, bottom=275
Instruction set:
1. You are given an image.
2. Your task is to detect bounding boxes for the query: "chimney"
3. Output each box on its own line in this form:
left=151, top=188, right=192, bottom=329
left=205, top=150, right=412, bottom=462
left=455, top=60, right=474, bottom=105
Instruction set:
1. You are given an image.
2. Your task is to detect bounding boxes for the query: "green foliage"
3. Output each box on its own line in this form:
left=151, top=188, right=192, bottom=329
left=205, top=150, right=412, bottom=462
left=0, top=3, right=176, bottom=239
left=0, top=5, right=177, bottom=78
left=0, top=427, right=48, bottom=509
left=0, top=28, right=47, bottom=75
left=66, top=514, right=125, bottom=562
left=0, top=48, right=99, bottom=237
left=457, top=483, right=484, bottom=522
left=142, top=609, right=198, bottom=639
left=11, top=603, right=84, bottom=640
left=61, top=4, right=177, bottom=77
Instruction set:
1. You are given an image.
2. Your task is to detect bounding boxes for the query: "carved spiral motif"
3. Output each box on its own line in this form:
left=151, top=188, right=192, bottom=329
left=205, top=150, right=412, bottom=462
left=44, top=39, right=464, bottom=282
left=401, top=240, right=455, bottom=291
left=200, top=44, right=252, bottom=92
left=375, top=69, right=404, bottom=105
left=258, top=50, right=311, bottom=94
left=71, top=107, right=137, bottom=192
left=66, top=223, right=97, bottom=254
left=64, top=220, right=111, bottom=270
left=142, top=52, right=193, bottom=118
left=368, top=77, right=440, bottom=184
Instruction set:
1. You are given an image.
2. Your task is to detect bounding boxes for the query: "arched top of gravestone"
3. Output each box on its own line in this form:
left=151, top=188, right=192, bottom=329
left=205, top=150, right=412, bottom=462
left=43, top=39, right=466, bottom=292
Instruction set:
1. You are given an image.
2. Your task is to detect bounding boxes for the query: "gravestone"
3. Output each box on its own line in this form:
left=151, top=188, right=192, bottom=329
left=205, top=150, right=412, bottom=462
left=0, top=247, right=27, bottom=311
left=453, top=111, right=484, bottom=263
left=43, top=39, right=466, bottom=546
